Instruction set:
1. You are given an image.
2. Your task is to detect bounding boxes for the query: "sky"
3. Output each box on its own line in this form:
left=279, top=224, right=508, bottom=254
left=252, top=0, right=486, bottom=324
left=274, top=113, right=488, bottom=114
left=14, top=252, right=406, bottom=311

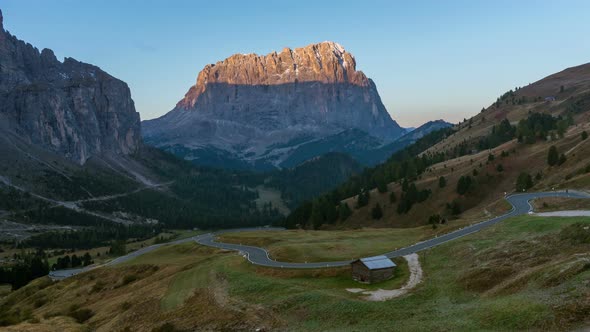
left=2, top=1, right=590, bottom=127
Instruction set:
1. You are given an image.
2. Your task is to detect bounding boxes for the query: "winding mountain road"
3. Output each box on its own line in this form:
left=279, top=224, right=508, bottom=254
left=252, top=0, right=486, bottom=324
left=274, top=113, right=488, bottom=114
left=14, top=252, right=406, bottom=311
left=50, top=190, right=590, bottom=279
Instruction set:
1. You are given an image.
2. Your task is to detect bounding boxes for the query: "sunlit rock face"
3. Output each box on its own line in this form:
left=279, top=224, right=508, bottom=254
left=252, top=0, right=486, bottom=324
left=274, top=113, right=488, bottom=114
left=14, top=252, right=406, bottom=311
left=143, top=41, right=403, bottom=170
left=0, top=10, right=140, bottom=164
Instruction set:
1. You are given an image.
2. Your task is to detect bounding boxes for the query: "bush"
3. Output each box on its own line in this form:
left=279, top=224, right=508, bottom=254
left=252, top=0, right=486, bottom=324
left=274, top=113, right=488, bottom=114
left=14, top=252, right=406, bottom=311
left=496, top=164, right=504, bottom=172
left=91, top=281, right=106, bottom=293
left=69, top=308, right=94, bottom=323
left=152, top=322, right=180, bottom=332
left=558, top=154, right=567, bottom=166
left=122, top=274, right=138, bottom=285
left=120, top=301, right=132, bottom=310
left=582, top=131, right=588, bottom=140
left=33, top=297, right=48, bottom=308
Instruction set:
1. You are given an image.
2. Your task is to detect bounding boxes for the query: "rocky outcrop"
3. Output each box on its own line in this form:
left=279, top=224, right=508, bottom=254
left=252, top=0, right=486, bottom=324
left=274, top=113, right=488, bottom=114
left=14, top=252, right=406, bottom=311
left=143, top=41, right=403, bottom=170
left=0, top=9, right=140, bottom=164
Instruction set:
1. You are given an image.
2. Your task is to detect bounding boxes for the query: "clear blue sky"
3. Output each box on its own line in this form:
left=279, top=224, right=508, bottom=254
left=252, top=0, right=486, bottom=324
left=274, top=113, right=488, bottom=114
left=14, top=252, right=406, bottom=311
left=2, top=1, right=590, bottom=127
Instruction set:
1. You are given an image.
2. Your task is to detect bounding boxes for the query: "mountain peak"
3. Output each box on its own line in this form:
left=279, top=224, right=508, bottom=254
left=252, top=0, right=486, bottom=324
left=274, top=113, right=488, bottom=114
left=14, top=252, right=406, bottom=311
left=318, top=41, right=346, bottom=53
left=180, top=41, right=366, bottom=110
left=143, top=41, right=404, bottom=170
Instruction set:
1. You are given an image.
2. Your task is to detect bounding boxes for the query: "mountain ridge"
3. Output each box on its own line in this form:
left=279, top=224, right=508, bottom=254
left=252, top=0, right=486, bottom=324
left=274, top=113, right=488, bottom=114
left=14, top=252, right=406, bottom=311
left=142, top=41, right=404, bottom=170
left=0, top=9, right=140, bottom=165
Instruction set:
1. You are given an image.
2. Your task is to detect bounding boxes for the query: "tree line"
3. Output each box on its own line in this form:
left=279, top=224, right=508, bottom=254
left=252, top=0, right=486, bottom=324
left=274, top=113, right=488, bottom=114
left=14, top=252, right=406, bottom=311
left=283, top=127, right=454, bottom=229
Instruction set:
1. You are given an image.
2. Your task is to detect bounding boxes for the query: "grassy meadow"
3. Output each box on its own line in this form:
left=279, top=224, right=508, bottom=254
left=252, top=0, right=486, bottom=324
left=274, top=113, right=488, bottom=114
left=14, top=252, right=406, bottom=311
left=1, top=215, right=589, bottom=331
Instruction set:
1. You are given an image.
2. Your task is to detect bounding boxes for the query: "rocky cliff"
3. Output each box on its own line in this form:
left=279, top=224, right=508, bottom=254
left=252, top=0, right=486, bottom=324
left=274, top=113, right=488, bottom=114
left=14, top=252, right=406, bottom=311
left=143, top=41, right=403, bottom=170
left=0, top=9, right=140, bottom=164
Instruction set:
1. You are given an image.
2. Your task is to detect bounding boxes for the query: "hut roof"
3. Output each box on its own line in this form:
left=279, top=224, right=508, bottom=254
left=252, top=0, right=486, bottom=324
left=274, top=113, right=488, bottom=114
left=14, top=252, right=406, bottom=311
left=358, top=255, right=396, bottom=270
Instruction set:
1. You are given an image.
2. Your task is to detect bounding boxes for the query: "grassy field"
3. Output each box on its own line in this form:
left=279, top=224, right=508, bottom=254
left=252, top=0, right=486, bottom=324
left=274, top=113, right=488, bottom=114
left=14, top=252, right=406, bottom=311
left=1, top=215, right=589, bottom=331
left=218, top=222, right=489, bottom=263
left=533, top=197, right=590, bottom=212
left=0, top=229, right=204, bottom=267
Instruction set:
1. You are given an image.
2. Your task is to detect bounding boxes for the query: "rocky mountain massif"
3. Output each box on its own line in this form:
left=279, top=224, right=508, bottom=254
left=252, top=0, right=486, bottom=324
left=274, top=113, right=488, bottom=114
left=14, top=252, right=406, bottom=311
left=143, top=42, right=406, bottom=170
left=0, top=9, right=140, bottom=165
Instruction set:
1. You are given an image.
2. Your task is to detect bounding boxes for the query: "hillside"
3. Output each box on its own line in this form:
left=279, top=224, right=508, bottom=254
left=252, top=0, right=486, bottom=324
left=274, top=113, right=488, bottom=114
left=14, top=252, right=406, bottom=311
left=283, top=62, right=590, bottom=230
left=1, top=215, right=588, bottom=330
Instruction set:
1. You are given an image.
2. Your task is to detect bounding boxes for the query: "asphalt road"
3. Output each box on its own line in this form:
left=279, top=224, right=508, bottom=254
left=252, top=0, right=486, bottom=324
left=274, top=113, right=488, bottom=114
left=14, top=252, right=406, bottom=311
left=48, top=235, right=199, bottom=280
left=50, top=190, right=590, bottom=278
left=195, top=190, right=590, bottom=268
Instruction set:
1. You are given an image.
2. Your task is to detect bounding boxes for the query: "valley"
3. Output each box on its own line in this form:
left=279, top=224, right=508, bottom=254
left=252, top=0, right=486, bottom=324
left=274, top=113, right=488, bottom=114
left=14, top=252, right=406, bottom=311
left=0, top=4, right=590, bottom=331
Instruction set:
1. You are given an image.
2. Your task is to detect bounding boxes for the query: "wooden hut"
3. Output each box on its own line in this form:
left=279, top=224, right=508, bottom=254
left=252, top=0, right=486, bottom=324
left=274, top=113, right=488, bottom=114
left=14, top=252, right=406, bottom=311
left=351, top=255, right=396, bottom=284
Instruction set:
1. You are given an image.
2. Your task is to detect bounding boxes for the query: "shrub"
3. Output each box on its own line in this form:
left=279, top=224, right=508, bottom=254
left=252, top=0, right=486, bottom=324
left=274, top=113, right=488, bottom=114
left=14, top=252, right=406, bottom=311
left=69, top=308, right=94, bottom=323
left=496, top=164, right=504, bottom=172
left=33, top=296, right=48, bottom=308
left=91, top=281, right=106, bottom=293
left=152, top=322, right=180, bottom=332
left=121, top=274, right=138, bottom=286
left=120, top=301, right=132, bottom=310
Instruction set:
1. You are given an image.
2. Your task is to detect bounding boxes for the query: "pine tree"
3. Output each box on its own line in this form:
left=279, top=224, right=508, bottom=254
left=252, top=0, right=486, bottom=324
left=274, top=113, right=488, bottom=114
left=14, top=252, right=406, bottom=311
left=438, top=176, right=446, bottom=188
left=371, top=203, right=383, bottom=220
left=389, top=191, right=397, bottom=204
left=338, top=203, right=352, bottom=221
left=547, top=146, right=559, bottom=166
left=456, top=176, right=473, bottom=195
left=516, top=172, right=533, bottom=191
left=356, top=191, right=369, bottom=208
left=377, top=180, right=388, bottom=193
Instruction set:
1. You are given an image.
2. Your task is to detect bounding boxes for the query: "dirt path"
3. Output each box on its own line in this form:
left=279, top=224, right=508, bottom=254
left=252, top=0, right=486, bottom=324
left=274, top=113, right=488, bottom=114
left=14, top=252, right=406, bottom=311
left=534, top=210, right=590, bottom=217
left=346, top=253, right=423, bottom=301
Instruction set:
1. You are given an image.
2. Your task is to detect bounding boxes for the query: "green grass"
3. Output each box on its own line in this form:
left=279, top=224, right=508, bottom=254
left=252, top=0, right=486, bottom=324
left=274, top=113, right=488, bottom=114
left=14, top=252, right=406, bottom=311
left=219, top=227, right=436, bottom=262
left=209, top=215, right=590, bottom=330
left=0, top=284, right=11, bottom=298
left=3, top=215, right=589, bottom=330
left=160, top=256, right=214, bottom=310
left=119, top=242, right=211, bottom=267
